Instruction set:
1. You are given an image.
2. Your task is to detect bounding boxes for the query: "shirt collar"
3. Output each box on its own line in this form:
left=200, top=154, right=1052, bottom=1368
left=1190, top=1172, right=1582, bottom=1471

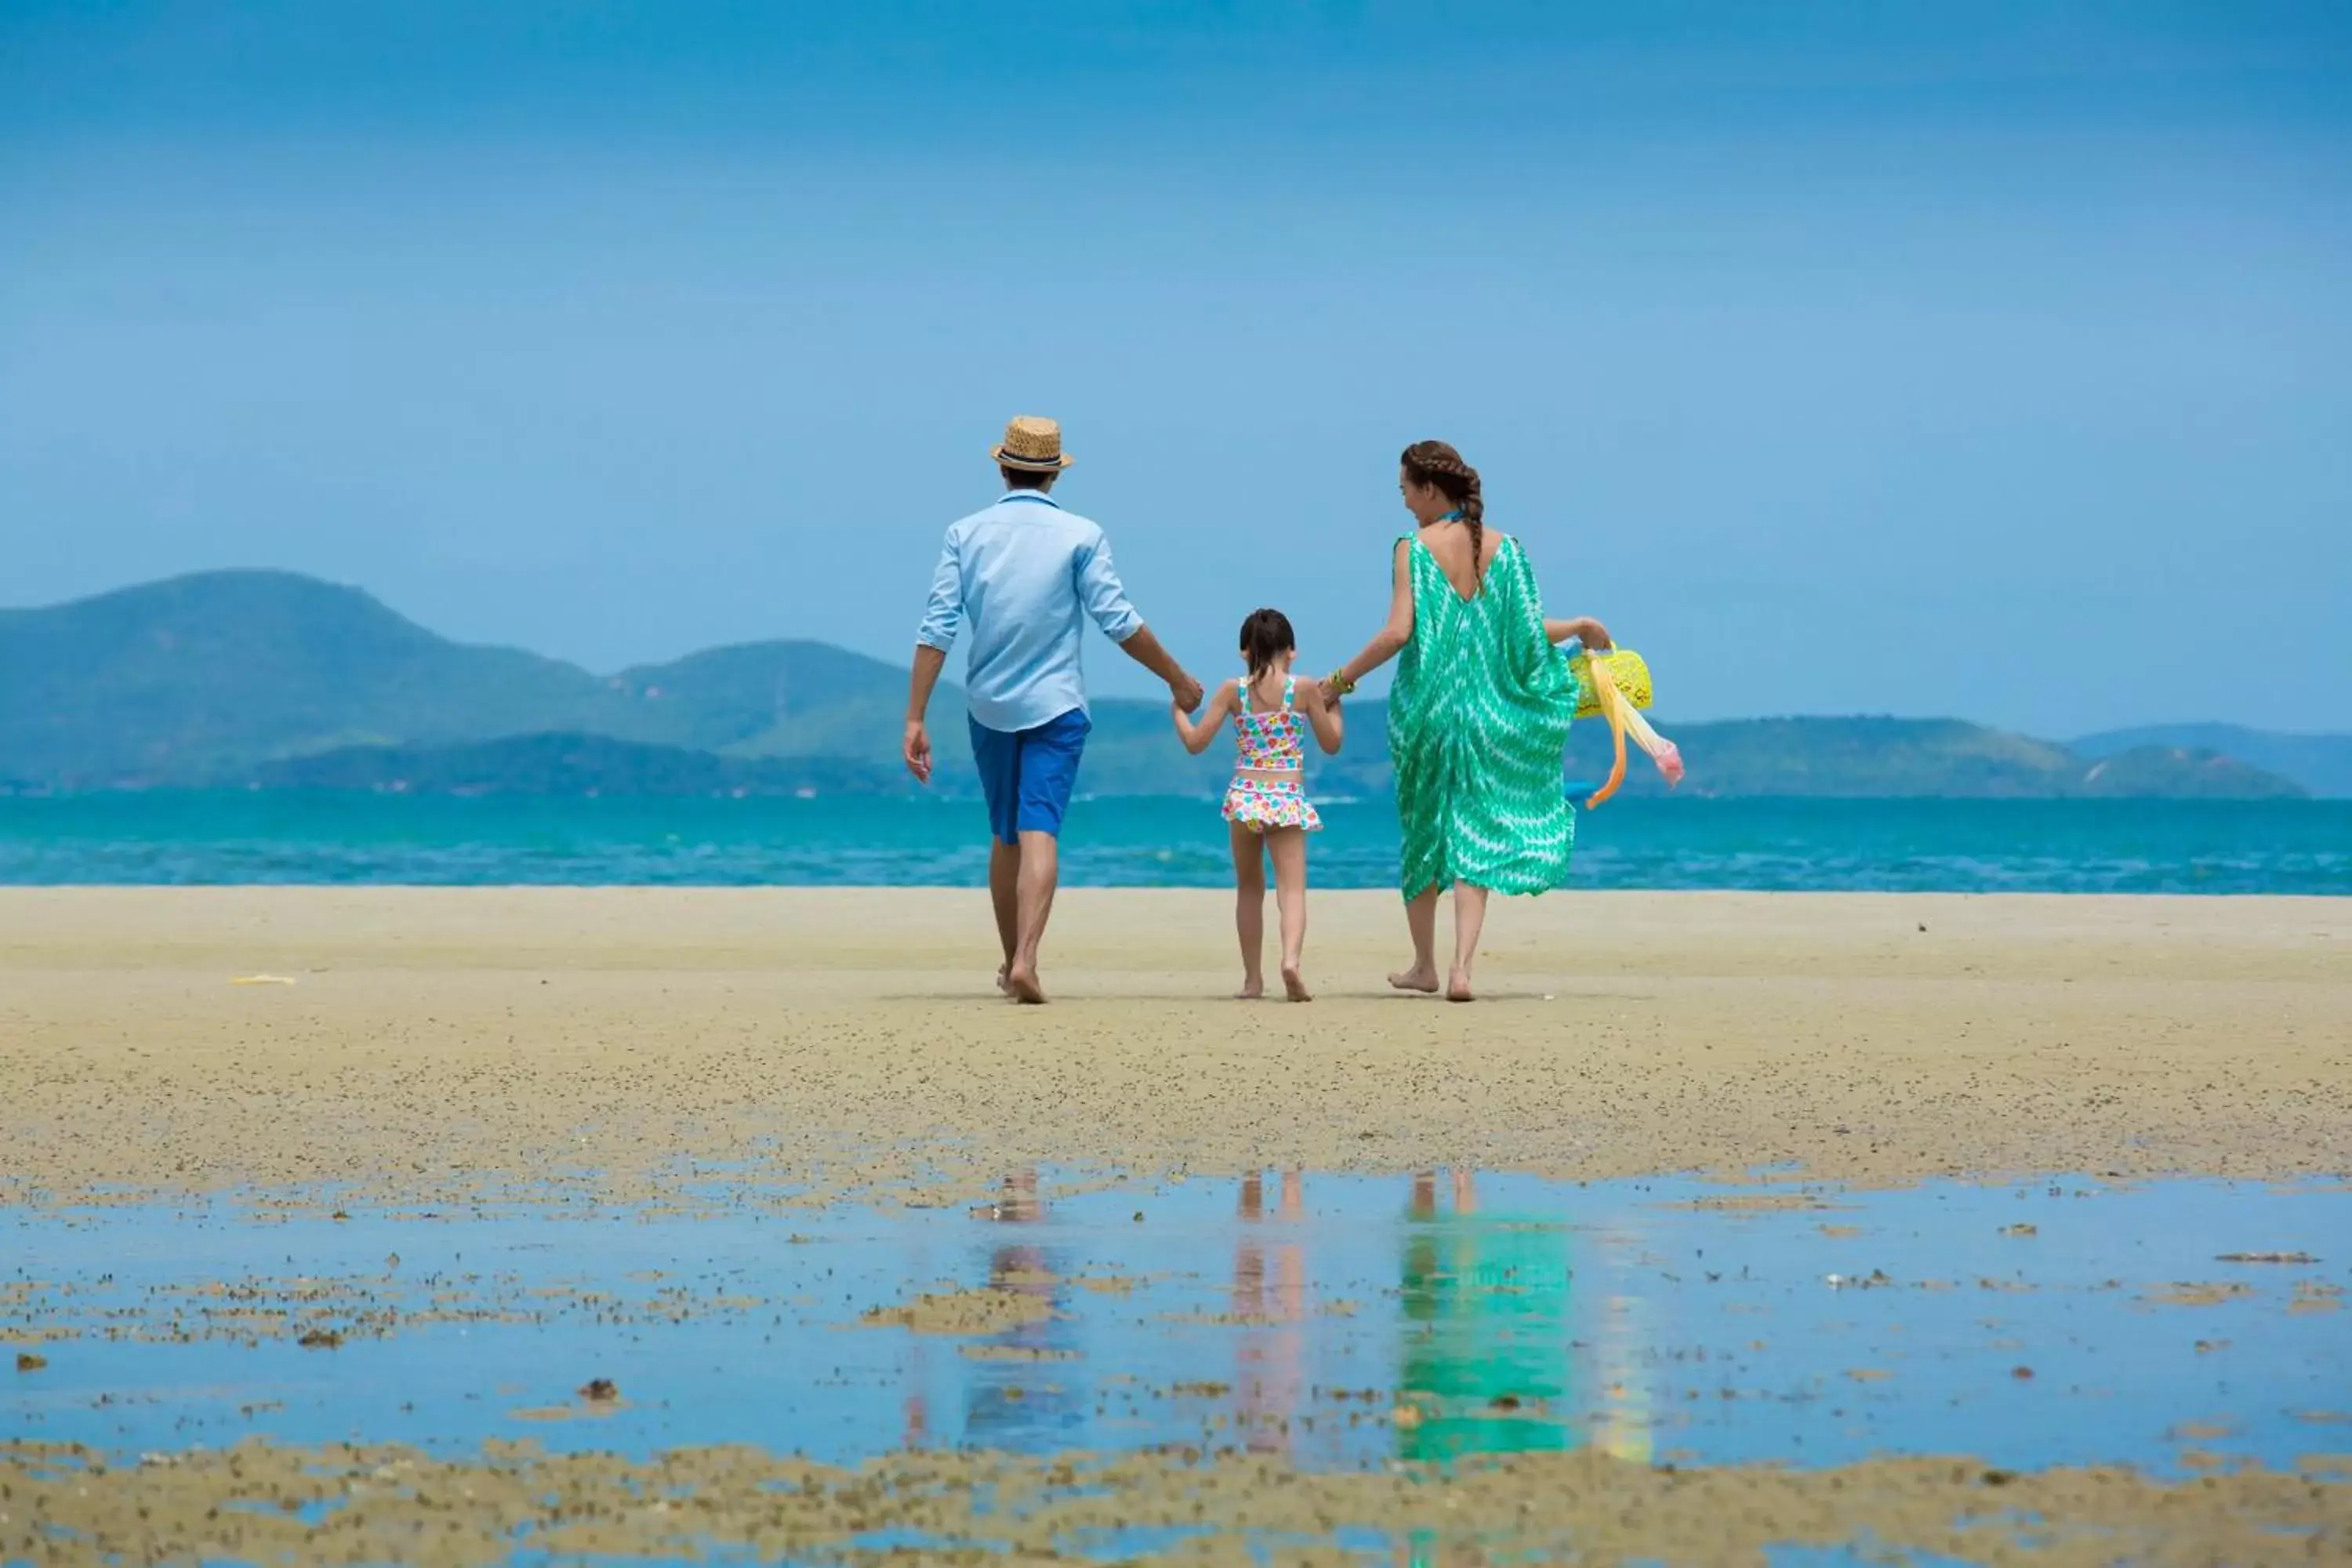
left=996, top=489, right=1063, bottom=510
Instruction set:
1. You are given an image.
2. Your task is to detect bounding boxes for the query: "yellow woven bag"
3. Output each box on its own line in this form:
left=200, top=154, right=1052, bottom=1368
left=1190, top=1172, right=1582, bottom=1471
left=1568, top=648, right=1653, bottom=718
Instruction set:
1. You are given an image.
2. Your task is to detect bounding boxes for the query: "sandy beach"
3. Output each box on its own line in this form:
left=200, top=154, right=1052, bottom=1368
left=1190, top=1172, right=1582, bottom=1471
left=8, top=886, right=2352, bottom=1563
left=6, top=887, right=2347, bottom=1209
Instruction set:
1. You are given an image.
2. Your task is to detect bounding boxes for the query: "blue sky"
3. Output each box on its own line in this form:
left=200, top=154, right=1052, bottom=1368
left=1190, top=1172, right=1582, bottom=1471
left=3, top=2, right=2347, bottom=734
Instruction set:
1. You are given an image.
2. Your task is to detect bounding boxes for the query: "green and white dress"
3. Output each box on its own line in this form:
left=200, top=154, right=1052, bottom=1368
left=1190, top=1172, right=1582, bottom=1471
left=1387, top=533, right=1581, bottom=898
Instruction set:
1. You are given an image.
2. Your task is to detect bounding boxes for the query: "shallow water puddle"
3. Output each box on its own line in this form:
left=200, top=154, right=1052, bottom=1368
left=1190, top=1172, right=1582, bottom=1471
left=5, top=1172, right=2345, bottom=1477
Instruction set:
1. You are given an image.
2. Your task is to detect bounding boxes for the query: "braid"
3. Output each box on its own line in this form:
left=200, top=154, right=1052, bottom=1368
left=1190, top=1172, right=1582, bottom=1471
left=1400, top=439, right=1487, bottom=583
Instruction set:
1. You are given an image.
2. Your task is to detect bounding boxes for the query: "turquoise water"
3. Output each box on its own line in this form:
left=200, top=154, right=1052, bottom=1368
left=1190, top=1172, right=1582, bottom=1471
left=1, top=793, right=2347, bottom=893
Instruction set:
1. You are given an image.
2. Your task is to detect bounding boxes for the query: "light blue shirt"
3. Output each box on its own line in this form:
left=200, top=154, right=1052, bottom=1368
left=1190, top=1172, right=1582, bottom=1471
left=916, top=490, right=1144, bottom=734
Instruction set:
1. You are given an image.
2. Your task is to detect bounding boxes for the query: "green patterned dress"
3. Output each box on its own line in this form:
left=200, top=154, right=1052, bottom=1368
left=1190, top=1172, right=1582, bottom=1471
left=1388, top=533, right=1581, bottom=898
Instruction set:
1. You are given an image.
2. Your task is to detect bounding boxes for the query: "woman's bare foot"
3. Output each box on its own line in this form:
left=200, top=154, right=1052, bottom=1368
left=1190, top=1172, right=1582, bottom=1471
left=1388, top=965, right=1439, bottom=993
left=1004, top=965, right=1047, bottom=1005
left=1446, top=968, right=1475, bottom=1003
left=1237, top=975, right=1265, bottom=1000
left=1280, top=964, right=1312, bottom=1002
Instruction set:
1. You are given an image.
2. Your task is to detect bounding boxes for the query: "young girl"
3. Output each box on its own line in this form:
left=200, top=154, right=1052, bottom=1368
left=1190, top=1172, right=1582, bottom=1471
left=1173, top=610, right=1345, bottom=1000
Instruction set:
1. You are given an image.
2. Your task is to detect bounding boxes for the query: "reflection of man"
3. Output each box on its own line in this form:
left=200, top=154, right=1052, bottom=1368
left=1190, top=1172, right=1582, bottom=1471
left=1396, top=1170, right=1573, bottom=1464
left=964, top=1167, right=1081, bottom=1446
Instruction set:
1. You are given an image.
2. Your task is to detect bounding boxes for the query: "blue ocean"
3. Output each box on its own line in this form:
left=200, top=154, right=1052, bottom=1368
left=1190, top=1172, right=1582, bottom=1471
left=0, top=793, right=2344, bottom=894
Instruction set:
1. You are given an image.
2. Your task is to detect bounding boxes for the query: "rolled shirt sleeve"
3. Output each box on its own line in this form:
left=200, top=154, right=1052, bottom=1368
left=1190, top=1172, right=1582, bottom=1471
left=915, top=526, right=964, bottom=651
left=1074, top=529, right=1144, bottom=644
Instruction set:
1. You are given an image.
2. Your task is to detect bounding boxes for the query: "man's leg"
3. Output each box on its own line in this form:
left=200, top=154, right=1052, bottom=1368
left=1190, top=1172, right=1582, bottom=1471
left=1002, top=710, right=1087, bottom=1005
left=1004, top=829, right=1058, bottom=1003
left=971, top=716, right=1024, bottom=994
left=989, top=840, right=1021, bottom=991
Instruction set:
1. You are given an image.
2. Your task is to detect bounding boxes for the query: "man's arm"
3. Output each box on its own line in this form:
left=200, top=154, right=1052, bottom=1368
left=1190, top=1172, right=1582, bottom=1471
left=1077, top=531, right=1203, bottom=710
left=904, top=644, right=948, bottom=783
left=906, top=530, right=963, bottom=784
left=1116, top=625, right=1203, bottom=713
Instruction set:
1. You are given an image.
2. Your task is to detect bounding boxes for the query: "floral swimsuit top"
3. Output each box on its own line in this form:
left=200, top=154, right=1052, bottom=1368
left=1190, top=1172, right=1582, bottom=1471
left=1235, top=675, right=1306, bottom=771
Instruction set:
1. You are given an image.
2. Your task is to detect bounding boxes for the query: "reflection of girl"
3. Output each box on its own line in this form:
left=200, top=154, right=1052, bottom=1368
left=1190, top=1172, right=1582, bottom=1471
left=1396, top=1171, right=1572, bottom=1464
left=1234, top=1171, right=1307, bottom=1454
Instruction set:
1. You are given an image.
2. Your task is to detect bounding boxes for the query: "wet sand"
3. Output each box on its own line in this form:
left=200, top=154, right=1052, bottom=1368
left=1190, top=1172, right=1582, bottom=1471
left=5, top=887, right=2347, bottom=1208
left=6, top=1437, right=2349, bottom=1565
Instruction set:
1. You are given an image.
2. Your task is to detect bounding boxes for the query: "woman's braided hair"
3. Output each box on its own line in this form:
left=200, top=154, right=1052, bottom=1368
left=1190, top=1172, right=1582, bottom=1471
left=1400, top=439, right=1486, bottom=584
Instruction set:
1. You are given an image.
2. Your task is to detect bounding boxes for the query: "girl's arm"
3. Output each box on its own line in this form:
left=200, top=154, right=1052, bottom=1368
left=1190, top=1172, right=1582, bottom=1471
left=1544, top=615, right=1613, bottom=649
left=1322, top=539, right=1415, bottom=701
left=1299, top=678, right=1345, bottom=754
left=1173, top=681, right=1236, bottom=754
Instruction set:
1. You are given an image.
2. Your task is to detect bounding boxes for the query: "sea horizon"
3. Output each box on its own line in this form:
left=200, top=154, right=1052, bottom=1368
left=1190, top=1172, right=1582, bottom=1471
left=5, top=792, right=2345, bottom=897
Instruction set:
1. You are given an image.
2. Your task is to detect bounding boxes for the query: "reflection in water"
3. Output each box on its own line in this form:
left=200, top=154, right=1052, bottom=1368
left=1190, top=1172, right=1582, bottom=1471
left=1234, top=1171, right=1308, bottom=1454
left=964, top=1168, right=1083, bottom=1445
left=1396, top=1170, right=1576, bottom=1465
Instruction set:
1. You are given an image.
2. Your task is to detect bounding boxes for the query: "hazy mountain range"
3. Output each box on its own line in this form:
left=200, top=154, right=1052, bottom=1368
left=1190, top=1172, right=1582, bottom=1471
left=2, top=572, right=2340, bottom=800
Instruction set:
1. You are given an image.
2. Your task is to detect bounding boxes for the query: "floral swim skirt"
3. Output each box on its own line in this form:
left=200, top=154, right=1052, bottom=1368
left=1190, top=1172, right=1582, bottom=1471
left=1222, top=775, right=1323, bottom=833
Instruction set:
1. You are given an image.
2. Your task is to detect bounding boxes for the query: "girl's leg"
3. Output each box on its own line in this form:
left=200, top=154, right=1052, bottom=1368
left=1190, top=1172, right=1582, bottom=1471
left=1389, top=885, right=1442, bottom=993
left=1229, top=821, right=1267, bottom=998
left=1448, top=881, right=1490, bottom=1001
left=1266, top=826, right=1311, bottom=1000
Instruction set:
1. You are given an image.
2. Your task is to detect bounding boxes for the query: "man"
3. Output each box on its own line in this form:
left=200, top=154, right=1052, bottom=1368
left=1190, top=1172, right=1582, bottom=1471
left=905, top=416, right=1203, bottom=1004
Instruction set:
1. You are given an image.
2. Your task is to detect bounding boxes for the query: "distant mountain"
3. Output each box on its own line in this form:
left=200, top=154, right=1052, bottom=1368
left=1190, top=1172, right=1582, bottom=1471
left=1561, top=717, right=2306, bottom=800
left=2072, top=724, right=2352, bottom=798
left=0, top=571, right=615, bottom=786
left=0, top=571, right=2317, bottom=800
left=254, top=733, right=906, bottom=796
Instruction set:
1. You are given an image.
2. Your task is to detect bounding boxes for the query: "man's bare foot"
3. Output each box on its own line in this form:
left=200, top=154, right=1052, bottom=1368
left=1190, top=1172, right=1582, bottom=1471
left=1446, top=968, right=1475, bottom=1003
left=1388, top=966, right=1439, bottom=993
left=1237, top=976, right=1265, bottom=1000
left=1004, top=965, right=1047, bottom=1005
left=996, top=965, right=1012, bottom=996
left=1281, top=964, right=1312, bottom=1002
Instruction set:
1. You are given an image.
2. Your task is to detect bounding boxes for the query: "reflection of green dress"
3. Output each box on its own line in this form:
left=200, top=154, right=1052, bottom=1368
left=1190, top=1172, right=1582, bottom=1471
left=1398, top=1220, right=1573, bottom=1463
left=1388, top=535, right=1581, bottom=899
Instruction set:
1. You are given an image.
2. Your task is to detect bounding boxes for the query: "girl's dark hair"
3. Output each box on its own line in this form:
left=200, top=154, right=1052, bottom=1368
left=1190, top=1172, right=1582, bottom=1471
left=1238, top=608, right=1295, bottom=682
left=1400, top=439, right=1486, bottom=583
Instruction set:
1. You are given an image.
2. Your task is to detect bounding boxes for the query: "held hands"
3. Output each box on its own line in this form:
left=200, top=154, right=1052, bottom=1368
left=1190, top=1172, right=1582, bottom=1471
left=1169, top=671, right=1206, bottom=713
left=902, top=720, right=933, bottom=784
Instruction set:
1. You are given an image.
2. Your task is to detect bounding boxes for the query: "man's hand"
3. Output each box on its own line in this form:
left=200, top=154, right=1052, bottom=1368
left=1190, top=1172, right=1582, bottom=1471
left=1170, top=671, right=1205, bottom=713
left=903, top=720, right=933, bottom=784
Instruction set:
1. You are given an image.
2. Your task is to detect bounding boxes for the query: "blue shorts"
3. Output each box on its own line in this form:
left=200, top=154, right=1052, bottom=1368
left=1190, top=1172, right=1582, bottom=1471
left=970, top=708, right=1091, bottom=845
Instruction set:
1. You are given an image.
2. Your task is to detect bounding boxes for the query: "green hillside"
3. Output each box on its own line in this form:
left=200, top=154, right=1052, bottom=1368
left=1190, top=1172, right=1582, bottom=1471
left=1562, top=716, right=2305, bottom=800
left=0, top=570, right=2314, bottom=800
left=0, top=572, right=619, bottom=786
left=2073, top=723, right=2352, bottom=797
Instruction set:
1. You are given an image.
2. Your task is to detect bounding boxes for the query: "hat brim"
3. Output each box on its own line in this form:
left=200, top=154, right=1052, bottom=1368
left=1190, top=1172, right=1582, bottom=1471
left=992, top=447, right=1074, bottom=472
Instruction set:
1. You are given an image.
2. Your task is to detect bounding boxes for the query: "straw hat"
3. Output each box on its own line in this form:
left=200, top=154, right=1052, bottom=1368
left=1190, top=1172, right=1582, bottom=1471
left=992, top=415, right=1073, bottom=472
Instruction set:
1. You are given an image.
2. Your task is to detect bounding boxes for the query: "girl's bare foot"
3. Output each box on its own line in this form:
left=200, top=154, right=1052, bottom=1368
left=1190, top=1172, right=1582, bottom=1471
left=1388, top=966, right=1439, bottom=993
left=1446, top=968, right=1475, bottom=1003
left=1237, top=976, right=1265, bottom=1000
left=1280, top=964, right=1312, bottom=1002
left=1004, top=965, right=1047, bottom=1005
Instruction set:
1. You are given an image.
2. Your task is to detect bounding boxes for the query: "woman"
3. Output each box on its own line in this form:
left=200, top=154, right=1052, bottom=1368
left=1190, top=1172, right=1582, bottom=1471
left=1323, top=440, right=1610, bottom=1001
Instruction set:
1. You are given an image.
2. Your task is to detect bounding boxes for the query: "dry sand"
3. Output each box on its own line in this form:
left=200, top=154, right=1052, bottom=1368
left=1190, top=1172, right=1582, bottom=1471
left=5, top=887, right=2347, bottom=1208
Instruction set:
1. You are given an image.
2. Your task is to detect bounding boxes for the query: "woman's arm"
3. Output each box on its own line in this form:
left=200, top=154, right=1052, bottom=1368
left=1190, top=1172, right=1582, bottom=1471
left=1299, top=679, right=1345, bottom=754
left=1322, top=539, right=1415, bottom=701
left=1173, top=681, right=1235, bottom=754
left=1544, top=615, right=1613, bottom=649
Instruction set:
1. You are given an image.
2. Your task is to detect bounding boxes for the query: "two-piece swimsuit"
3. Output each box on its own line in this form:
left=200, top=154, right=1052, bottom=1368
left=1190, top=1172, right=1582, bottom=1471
left=1221, top=673, right=1323, bottom=833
